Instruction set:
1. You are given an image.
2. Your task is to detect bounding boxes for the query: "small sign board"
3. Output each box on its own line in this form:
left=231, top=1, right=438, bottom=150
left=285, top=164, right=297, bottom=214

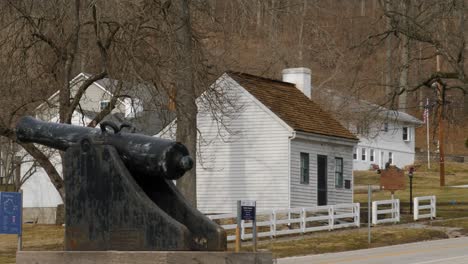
left=380, top=165, right=406, bottom=192
left=240, top=200, right=256, bottom=221
left=0, top=192, right=22, bottom=234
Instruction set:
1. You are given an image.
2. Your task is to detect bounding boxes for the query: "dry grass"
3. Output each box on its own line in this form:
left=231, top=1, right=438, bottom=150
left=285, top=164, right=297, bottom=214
left=236, top=227, right=448, bottom=258
left=0, top=224, right=63, bottom=264
left=1, top=162, right=466, bottom=262
left=431, top=217, right=468, bottom=233
left=354, top=162, right=468, bottom=219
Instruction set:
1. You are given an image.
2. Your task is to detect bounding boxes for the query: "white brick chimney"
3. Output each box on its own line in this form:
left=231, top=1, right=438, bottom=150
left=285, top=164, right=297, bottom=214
left=282, top=67, right=312, bottom=98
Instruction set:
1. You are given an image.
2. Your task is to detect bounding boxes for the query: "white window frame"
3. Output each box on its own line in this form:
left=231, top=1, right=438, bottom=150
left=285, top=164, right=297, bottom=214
left=389, top=152, right=393, bottom=165
left=370, top=149, right=375, bottom=162
left=353, top=148, right=357, bottom=160
left=335, top=157, right=344, bottom=188
left=361, top=148, right=367, bottom=161
left=402, top=126, right=410, bottom=141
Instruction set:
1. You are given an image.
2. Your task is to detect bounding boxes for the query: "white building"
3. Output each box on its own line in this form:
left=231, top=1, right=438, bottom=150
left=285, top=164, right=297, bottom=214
left=352, top=111, right=423, bottom=171
left=159, top=68, right=358, bottom=214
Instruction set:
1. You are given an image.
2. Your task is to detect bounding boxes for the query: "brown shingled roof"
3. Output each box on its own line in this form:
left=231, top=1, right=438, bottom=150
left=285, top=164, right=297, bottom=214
left=227, top=72, right=358, bottom=141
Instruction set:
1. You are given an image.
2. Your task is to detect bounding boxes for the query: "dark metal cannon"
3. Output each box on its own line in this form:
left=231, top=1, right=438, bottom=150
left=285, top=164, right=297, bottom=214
left=16, top=116, right=193, bottom=180
left=16, top=116, right=226, bottom=251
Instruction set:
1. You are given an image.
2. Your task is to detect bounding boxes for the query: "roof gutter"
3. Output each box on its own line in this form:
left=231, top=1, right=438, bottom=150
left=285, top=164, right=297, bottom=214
left=295, top=131, right=358, bottom=146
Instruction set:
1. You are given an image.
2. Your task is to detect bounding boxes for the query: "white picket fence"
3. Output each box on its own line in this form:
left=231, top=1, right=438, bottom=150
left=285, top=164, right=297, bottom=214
left=208, top=203, right=360, bottom=241
left=372, top=199, right=400, bottom=225
left=414, top=196, right=436, bottom=220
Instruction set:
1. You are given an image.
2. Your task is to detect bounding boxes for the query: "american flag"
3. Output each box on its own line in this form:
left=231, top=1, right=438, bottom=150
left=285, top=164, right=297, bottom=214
left=423, top=98, right=429, bottom=124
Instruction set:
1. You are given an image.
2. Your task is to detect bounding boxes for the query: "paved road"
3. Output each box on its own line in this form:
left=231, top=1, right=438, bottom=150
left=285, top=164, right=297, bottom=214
left=277, top=237, right=468, bottom=264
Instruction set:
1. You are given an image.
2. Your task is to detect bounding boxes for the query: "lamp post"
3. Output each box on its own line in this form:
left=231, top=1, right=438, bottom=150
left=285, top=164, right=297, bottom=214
left=408, top=167, right=414, bottom=214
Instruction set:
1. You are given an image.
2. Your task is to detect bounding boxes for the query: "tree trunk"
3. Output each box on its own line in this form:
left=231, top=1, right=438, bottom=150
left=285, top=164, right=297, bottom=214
left=398, top=0, right=410, bottom=112
left=174, top=0, right=198, bottom=208
left=385, top=1, right=393, bottom=97
left=399, top=35, right=409, bottom=112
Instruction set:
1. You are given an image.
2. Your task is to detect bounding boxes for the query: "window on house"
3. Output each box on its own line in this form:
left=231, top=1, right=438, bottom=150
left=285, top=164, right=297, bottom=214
left=300, top=153, right=309, bottom=184
left=403, top=127, right=410, bottom=141
left=383, top=122, right=389, bottom=132
left=353, top=148, right=357, bottom=160
left=370, top=149, right=375, bottom=162
left=389, top=152, right=393, bottom=165
left=335, top=157, right=344, bottom=188
left=100, top=100, right=110, bottom=111
left=361, top=148, right=367, bottom=161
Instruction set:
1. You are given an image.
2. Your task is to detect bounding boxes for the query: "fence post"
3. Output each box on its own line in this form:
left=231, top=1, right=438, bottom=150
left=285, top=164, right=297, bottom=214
left=372, top=201, right=377, bottom=225
left=413, top=197, right=418, bottom=221
left=301, top=208, right=305, bottom=233
left=272, top=210, right=276, bottom=237
left=432, top=196, right=436, bottom=219
left=241, top=220, right=245, bottom=240
left=328, top=206, right=334, bottom=231
left=269, top=211, right=274, bottom=238
left=395, top=199, right=400, bottom=223
left=355, top=203, right=360, bottom=227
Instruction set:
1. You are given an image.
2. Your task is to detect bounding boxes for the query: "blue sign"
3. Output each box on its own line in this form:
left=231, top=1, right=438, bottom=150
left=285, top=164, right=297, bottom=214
left=241, top=200, right=256, bottom=221
left=0, top=192, right=22, bottom=235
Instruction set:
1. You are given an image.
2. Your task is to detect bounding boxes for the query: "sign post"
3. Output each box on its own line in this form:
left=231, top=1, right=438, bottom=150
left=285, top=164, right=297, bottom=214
left=0, top=191, right=23, bottom=251
left=235, top=201, right=241, bottom=252
left=240, top=200, right=256, bottom=252
left=368, top=185, right=371, bottom=244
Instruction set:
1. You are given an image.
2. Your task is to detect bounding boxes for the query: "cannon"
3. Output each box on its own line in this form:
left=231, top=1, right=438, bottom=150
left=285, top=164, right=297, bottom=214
left=16, top=116, right=193, bottom=180
left=16, top=116, right=226, bottom=251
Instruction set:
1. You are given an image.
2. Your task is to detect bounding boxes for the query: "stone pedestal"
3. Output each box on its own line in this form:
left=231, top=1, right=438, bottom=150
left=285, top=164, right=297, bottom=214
left=16, top=251, right=273, bottom=264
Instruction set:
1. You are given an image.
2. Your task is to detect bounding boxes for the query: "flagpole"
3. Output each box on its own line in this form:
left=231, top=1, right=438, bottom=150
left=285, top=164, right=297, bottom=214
left=426, top=99, right=430, bottom=169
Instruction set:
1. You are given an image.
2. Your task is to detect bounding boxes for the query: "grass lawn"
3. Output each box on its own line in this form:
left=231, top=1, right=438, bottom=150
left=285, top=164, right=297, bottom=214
left=1, top=162, right=467, bottom=262
left=0, top=224, right=63, bottom=264
left=1, top=224, right=448, bottom=262
left=354, top=162, right=468, bottom=219
left=237, top=227, right=448, bottom=258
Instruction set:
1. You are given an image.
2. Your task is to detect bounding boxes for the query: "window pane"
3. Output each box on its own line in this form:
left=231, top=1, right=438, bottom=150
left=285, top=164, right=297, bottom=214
left=335, top=157, right=343, bottom=188
left=403, top=127, right=409, bottom=141
left=361, top=148, right=366, bottom=161
left=300, top=153, right=309, bottom=184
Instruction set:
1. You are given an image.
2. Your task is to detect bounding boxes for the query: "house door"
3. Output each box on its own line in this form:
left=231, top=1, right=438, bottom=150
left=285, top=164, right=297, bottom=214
left=317, top=155, right=328, bottom=206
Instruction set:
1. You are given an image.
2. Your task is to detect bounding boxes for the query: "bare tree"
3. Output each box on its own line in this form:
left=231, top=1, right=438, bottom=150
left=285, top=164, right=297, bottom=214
left=0, top=0, right=125, bottom=200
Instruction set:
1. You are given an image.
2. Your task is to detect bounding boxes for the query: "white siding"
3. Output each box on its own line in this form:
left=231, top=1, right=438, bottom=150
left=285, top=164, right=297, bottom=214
left=290, top=137, right=354, bottom=207
left=354, top=121, right=418, bottom=170
left=21, top=110, right=98, bottom=209
left=160, top=76, right=292, bottom=214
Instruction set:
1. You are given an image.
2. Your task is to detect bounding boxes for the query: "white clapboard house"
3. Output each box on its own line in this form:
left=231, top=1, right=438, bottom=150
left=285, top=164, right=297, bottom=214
left=20, top=73, right=160, bottom=223
left=159, top=68, right=358, bottom=214
left=314, top=90, right=423, bottom=171
left=352, top=110, right=423, bottom=171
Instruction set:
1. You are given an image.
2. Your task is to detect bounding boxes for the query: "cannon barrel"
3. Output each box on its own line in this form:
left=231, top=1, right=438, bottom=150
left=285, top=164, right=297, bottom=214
left=16, top=116, right=193, bottom=180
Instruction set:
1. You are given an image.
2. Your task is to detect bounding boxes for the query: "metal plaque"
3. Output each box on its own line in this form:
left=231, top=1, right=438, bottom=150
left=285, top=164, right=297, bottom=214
left=380, top=165, right=406, bottom=191
left=241, top=200, right=256, bottom=221
left=0, top=192, right=22, bottom=235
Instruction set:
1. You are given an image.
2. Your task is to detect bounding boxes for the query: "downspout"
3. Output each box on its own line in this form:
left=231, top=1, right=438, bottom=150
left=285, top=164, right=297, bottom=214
left=288, top=131, right=296, bottom=209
